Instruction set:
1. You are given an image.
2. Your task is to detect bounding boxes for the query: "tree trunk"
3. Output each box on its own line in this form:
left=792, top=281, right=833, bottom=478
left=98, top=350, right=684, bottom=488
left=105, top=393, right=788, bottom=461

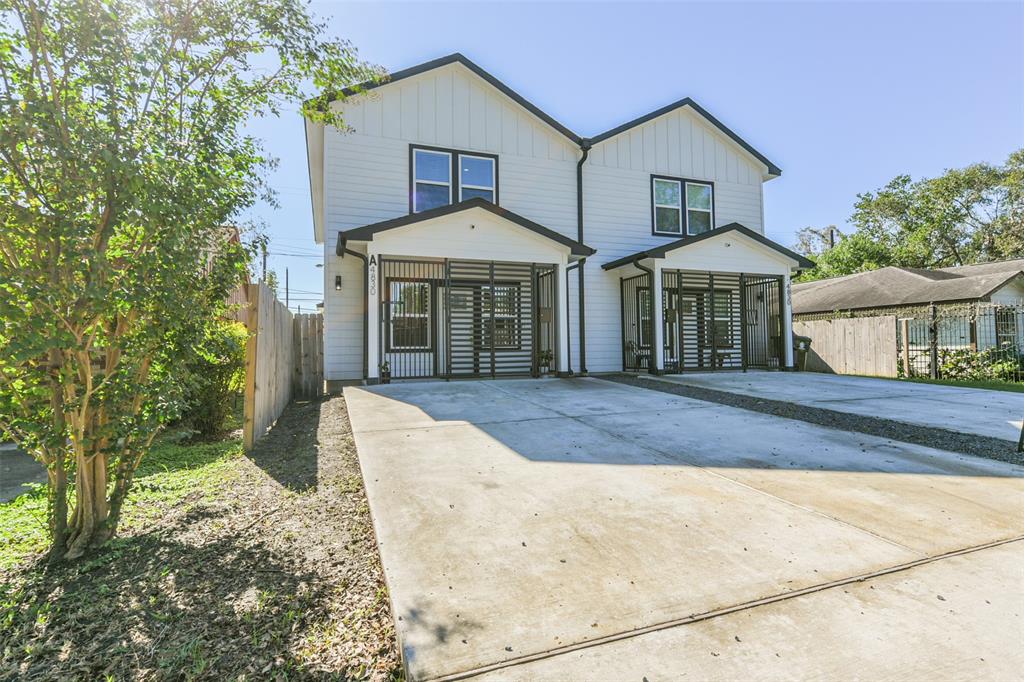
left=47, top=457, right=69, bottom=565
left=64, top=451, right=110, bottom=560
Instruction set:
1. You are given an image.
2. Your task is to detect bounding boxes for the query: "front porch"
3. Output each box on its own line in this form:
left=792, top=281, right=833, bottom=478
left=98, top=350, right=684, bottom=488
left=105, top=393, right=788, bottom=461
left=336, top=198, right=594, bottom=382
left=603, top=222, right=813, bottom=374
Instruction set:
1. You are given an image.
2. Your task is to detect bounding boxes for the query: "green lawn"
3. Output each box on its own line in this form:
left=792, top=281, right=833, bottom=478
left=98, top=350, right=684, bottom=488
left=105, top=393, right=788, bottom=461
left=901, top=377, right=1024, bottom=393
left=0, top=433, right=242, bottom=572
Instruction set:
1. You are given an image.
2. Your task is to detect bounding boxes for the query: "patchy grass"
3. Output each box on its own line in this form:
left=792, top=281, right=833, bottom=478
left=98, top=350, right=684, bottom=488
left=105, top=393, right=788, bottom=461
left=0, top=397, right=401, bottom=680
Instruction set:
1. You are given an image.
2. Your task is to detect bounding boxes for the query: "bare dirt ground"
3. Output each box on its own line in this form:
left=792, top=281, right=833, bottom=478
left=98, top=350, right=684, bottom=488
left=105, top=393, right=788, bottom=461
left=0, top=396, right=401, bottom=681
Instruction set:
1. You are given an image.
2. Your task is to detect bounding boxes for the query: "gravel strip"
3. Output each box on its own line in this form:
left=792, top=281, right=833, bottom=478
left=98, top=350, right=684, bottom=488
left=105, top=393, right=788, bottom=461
left=603, top=373, right=1024, bottom=465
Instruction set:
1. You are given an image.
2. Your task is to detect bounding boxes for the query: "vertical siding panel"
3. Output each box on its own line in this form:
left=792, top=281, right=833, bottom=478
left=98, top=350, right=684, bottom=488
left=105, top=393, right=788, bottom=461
left=382, top=89, right=401, bottom=138
left=617, top=135, right=629, bottom=168
left=468, top=83, right=486, bottom=149
left=435, top=71, right=453, bottom=146
left=684, top=115, right=692, bottom=176
left=517, top=112, right=532, bottom=156
left=451, top=72, right=470, bottom=147
left=654, top=118, right=668, bottom=172
left=689, top=117, right=702, bottom=176
left=642, top=125, right=656, bottom=171
left=532, top=125, right=548, bottom=159
left=418, top=79, right=436, bottom=144
left=590, top=143, right=605, bottom=166
left=727, top=150, right=739, bottom=183
left=666, top=113, right=681, bottom=175
left=629, top=129, right=643, bottom=170
left=703, top=130, right=715, bottom=178
left=501, top=104, right=517, bottom=153
left=362, top=95, right=382, bottom=137
left=485, top=93, right=502, bottom=151
left=716, top=142, right=728, bottom=182
left=400, top=83, right=418, bottom=140
left=342, top=99, right=364, bottom=134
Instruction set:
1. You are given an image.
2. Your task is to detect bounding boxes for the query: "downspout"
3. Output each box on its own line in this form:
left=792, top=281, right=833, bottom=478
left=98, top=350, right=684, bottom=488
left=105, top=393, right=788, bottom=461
left=564, top=258, right=585, bottom=375
left=633, top=257, right=658, bottom=375
left=338, top=232, right=369, bottom=383
left=576, top=142, right=591, bottom=375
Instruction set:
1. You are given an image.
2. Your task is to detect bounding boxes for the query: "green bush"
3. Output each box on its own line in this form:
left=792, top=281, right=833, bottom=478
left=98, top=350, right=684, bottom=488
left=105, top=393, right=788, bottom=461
left=179, top=320, right=248, bottom=438
left=938, top=344, right=1021, bottom=382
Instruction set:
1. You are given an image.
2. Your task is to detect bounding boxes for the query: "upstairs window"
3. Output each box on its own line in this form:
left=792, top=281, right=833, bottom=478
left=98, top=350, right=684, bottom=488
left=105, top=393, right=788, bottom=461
left=411, top=145, right=499, bottom=213
left=459, top=154, right=496, bottom=202
left=412, top=148, right=452, bottom=212
left=651, top=175, right=715, bottom=236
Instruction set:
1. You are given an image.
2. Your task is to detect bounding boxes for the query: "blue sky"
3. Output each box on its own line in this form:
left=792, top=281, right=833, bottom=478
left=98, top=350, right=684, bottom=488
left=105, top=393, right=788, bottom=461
left=245, top=1, right=1024, bottom=310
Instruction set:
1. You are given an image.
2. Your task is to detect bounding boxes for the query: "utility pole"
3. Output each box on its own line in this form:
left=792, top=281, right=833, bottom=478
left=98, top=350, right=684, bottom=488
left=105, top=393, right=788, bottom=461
left=285, top=267, right=289, bottom=308
left=261, top=240, right=268, bottom=283
left=828, top=227, right=836, bottom=249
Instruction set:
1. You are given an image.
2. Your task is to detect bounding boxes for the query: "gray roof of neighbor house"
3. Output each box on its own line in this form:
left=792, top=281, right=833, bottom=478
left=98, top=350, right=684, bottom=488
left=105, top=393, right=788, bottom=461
left=792, top=259, right=1024, bottom=314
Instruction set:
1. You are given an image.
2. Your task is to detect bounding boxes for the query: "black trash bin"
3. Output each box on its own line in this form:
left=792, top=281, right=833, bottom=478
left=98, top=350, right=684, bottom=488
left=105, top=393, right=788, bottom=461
left=793, top=335, right=812, bottom=371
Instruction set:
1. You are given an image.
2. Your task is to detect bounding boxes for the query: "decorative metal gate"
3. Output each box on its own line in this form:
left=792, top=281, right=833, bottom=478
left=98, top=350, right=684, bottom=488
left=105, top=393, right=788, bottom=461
left=661, top=271, right=744, bottom=371
left=741, top=275, right=784, bottom=369
left=622, top=270, right=784, bottom=373
left=620, top=272, right=652, bottom=371
left=380, top=257, right=556, bottom=380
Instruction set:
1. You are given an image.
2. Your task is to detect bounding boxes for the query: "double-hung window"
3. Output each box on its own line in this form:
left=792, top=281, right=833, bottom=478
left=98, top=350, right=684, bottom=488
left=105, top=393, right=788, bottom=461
left=651, top=175, right=714, bottom=236
left=388, top=281, right=430, bottom=350
left=412, top=148, right=453, bottom=212
left=411, top=145, right=497, bottom=212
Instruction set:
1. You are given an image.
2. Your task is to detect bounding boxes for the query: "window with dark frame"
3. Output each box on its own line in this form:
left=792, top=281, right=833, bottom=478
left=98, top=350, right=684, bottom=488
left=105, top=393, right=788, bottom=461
left=411, top=145, right=497, bottom=213
left=651, top=175, right=714, bottom=236
left=995, top=308, right=1019, bottom=348
left=388, top=280, right=430, bottom=350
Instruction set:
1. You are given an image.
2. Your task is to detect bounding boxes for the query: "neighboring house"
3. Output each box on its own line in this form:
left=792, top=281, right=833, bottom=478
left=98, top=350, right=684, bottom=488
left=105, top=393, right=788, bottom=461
left=304, top=53, right=812, bottom=386
left=793, top=260, right=1024, bottom=352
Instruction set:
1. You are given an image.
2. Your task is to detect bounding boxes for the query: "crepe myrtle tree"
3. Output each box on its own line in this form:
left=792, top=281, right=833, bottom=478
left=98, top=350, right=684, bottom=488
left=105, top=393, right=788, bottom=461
left=0, top=0, right=377, bottom=560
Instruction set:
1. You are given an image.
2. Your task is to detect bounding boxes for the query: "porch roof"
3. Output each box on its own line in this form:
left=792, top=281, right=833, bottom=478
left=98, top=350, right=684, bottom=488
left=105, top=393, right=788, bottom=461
left=600, top=223, right=814, bottom=271
left=337, top=198, right=596, bottom=257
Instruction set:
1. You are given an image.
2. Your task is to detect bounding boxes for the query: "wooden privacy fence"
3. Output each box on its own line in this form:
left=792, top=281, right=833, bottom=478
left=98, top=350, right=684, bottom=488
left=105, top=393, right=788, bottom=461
left=793, top=316, right=899, bottom=377
left=243, top=283, right=324, bottom=451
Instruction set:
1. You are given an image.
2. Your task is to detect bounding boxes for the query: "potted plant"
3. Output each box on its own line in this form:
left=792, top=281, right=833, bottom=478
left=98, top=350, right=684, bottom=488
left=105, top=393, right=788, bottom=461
left=379, top=360, right=391, bottom=384
left=537, top=349, right=553, bottom=374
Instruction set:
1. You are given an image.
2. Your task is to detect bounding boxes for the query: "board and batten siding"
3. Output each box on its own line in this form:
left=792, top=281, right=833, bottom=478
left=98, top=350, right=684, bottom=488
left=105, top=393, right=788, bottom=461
left=317, top=61, right=776, bottom=379
left=321, top=62, right=579, bottom=380
left=576, top=107, right=771, bottom=373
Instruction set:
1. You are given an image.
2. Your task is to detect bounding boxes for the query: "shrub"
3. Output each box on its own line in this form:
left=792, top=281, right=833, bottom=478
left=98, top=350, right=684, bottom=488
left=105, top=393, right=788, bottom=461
left=938, top=344, right=1021, bottom=382
left=180, top=321, right=248, bottom=438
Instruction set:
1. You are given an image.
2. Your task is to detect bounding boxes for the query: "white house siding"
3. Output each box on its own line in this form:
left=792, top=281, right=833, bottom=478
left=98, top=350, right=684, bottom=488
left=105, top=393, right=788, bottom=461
left=320, top=62, right=579, bottom=380
left=579, top=107, right=771, bottom=373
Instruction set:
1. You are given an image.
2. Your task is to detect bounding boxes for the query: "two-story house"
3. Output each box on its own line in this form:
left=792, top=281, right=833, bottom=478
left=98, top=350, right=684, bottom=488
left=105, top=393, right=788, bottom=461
left=304, top=54, right=812, bottom=387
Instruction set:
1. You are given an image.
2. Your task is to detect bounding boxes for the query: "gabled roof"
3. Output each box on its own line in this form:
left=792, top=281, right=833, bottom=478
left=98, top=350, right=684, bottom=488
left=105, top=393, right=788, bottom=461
left=338, top=198, right=596, bottom=257
left=792, top=259, right=1024, bottom=313
left=601, top=223, right=813, bottom=271
left=323, top=53, right=583, bottom=145
left=319, top=53, right=780, bottom=172
left=588, top=98, right=782, bottom=177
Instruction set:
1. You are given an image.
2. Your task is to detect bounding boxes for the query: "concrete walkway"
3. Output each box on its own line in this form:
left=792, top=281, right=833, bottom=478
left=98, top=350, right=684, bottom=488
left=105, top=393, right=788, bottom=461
left=0, top=443, right=46, bottom=502
left=653, top=371, right=1024, bottom=441
left=345, top=378, right=1024, bottom=680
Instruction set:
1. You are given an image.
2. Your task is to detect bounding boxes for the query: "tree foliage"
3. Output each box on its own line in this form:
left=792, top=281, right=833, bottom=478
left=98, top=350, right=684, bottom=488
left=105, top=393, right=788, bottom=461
left=0, top=0, right=376, bottom=559
left=797, top=150, right=1024, bottom=281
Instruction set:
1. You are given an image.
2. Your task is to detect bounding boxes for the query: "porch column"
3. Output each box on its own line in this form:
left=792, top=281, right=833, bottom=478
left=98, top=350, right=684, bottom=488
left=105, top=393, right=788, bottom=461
left=556, top=257, right=570, bottom=374
left=782, top=272, right=795, bottom=369
left=366, top=247, right=381, bottom=381
left=652, top=261, right=665, bottom=373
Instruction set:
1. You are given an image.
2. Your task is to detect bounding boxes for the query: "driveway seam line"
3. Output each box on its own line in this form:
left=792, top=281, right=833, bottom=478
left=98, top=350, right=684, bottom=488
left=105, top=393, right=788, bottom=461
left=428, top=535, right=1024, bottom=682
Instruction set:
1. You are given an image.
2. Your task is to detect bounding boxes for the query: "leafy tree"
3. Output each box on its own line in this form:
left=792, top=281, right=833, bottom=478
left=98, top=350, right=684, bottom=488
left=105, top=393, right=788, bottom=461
left=0, top=0, right=375, bottom=560
left=796, top=149, right=1024, bottom=280
left=794, top=225, right=842, bottom=259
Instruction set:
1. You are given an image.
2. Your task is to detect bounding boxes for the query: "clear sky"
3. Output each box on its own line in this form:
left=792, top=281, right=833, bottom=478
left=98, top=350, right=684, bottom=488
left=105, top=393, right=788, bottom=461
left=244, top=1, right=1024, bottom=311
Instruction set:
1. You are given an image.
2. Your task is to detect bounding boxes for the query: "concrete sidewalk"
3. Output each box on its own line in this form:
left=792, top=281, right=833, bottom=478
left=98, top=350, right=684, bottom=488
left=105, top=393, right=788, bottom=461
left=654, top=371, right=1024, bottom=441
left=345, top=378, right=1024, bottom=680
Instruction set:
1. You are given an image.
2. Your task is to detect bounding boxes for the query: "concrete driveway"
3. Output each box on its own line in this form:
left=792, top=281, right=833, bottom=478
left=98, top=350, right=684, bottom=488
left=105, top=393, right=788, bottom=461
left=654, top=371, right=1024, bottom=441
left=345, top=378, right=1024, bottom=680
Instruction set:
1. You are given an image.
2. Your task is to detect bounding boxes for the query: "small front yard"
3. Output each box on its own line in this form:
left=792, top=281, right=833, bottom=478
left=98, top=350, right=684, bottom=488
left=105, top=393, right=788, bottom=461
left=0, top=397, right=400, bottom=680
